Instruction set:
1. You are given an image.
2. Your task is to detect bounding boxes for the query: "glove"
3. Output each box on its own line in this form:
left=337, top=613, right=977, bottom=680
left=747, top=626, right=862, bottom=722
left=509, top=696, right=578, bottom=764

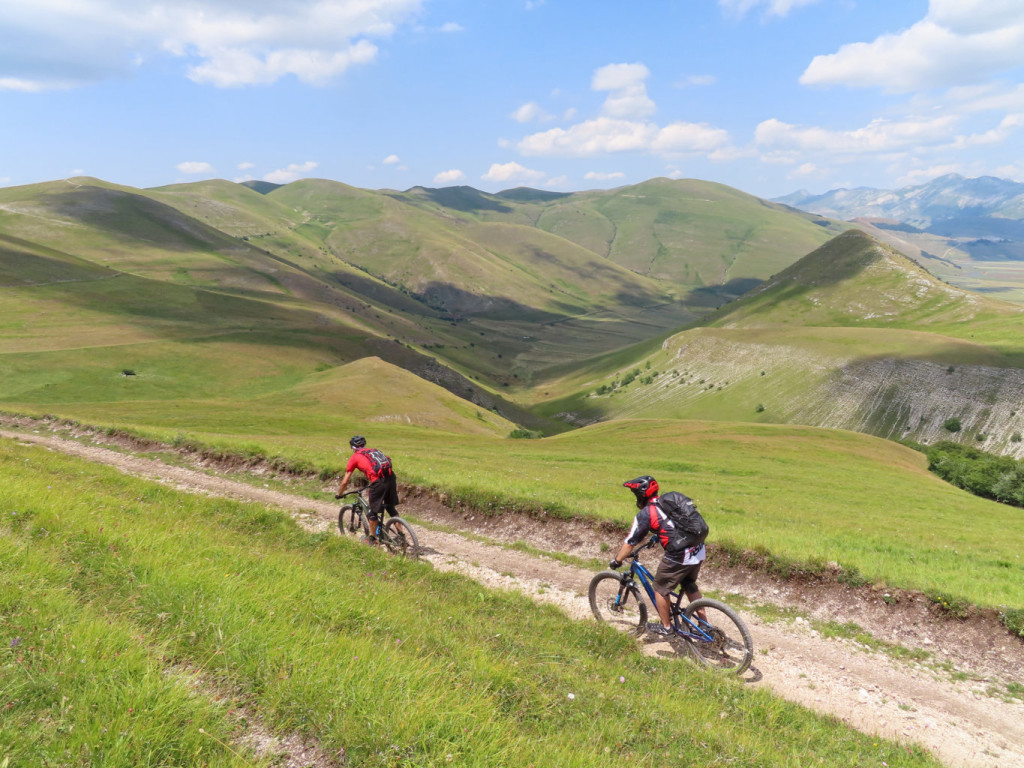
left=609, top=559, right=622, bottom=570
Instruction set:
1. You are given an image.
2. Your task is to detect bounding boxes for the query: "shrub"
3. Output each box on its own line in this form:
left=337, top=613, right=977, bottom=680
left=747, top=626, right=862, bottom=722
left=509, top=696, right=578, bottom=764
left=755, top=403, right=765, bottom=413
left=1001, top=608, right=1024, bottom=638
left=926, top=590, right=970, bottom=619
left=1012, top=433, right=1022, bottom=443
left=509, top=428, right=542, bottom=439
left=943, top=417, right=962, bottom=433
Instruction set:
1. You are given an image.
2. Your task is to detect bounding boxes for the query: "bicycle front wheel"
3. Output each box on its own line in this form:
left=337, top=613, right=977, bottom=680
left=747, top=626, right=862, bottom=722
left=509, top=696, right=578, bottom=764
left=382, top=517, right=419, bottom=559
left=338, top=505, right=369, bottom=537
left=681, top=598, right=754, bottom=674
left=588, top=572, right=647, bottom=636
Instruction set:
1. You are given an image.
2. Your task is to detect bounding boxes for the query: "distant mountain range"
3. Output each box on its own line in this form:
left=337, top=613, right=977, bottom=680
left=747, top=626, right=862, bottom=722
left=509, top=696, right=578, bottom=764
left=775, top=175, right=1024, bottom=299
left=775, top=174, right=1024, bottom=230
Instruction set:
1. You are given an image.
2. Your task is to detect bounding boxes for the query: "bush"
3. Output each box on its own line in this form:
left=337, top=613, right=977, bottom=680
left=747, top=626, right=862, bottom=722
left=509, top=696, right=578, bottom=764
left=1001, top=608, right=1024, bottom=638
left=755, top=403, right=765, bottom=413
left=927, top=590, right=971, bottom=619
left=926, top=441, right=1024, bottom=507
left=509, top=428, right=542, bottom=439
left=943, top=417, right=962, bottom=432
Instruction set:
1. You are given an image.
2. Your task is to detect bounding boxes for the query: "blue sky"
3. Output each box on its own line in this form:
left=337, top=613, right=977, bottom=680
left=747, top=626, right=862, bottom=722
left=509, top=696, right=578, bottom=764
left=3, top=0, right=1024, bottom=198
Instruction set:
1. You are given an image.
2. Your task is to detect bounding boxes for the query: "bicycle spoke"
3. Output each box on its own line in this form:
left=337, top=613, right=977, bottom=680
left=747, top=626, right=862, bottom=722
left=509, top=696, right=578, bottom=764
left=588, top=573, right=646, bottom=635
left=682, top=600, right=753, bottom=674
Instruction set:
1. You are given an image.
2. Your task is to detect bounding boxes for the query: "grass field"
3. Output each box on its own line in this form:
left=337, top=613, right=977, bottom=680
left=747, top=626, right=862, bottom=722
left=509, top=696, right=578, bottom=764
left=10, top=399, right=1022, bottom=614
left=0, top=439, right=941, bottom=767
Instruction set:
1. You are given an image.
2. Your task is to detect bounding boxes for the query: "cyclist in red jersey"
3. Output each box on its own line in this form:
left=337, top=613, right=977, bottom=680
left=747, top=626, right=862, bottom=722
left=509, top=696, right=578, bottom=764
left=335, top=435, right=400, bottom=543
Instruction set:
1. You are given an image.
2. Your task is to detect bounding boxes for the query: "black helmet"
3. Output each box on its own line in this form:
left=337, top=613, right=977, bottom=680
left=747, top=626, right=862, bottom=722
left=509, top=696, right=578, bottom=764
left=349, top=435, right=367, bottom=449
left=623, top=475, right=659, bottom=508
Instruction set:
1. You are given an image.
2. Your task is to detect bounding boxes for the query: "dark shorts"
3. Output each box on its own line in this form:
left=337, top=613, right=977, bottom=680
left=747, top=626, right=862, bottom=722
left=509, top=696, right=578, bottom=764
left=367, top=472, right=399, bottom=520
left=652, top=555, right=702, bottom=598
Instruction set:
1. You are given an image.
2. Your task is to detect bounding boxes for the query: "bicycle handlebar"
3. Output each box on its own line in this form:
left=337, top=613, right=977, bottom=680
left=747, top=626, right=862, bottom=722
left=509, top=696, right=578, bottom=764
left=626, top=536, right=660, bottom=560
left=337, top=489, right=366, bottom=500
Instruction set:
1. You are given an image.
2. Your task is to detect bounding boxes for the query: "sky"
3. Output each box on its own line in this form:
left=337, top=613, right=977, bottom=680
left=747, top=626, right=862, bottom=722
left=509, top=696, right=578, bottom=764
left=3, top=0, right=1024, bottom=198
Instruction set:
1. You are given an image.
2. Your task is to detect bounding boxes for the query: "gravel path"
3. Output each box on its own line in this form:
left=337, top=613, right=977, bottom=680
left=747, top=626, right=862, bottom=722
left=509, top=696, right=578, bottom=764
left=3, top=427, right=1022, bottom=768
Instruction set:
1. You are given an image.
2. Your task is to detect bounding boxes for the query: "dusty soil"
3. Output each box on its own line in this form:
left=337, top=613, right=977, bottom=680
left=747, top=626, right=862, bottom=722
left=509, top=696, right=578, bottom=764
left=2, top=422, right=1023, bottom=768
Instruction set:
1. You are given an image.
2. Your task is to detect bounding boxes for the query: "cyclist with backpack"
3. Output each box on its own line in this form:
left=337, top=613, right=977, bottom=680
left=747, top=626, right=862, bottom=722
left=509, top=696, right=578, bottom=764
left=609, top=475, right=709, bottom=636
left=335, top=435, right=400, bottom=544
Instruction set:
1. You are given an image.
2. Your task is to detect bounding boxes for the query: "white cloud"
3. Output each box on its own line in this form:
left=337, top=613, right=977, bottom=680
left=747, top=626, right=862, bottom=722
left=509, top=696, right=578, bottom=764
left=584, top=171, right=625, bottom=180
left=544, top=175, right=568, bottom=187
left=515, top=64, right=733, bottom=161
left=440, top=21, right=463, bottom=33
left=0, top=0, right=423, bottom=90
left=512, top=102, right=548, bottom=123
left=519, top=117, right=730, bottom=157
left=719, top=0, right=818, bottom=19
left=787, top=162, right=819, bottom=179
left=754, top=115, right=958, bottom=154
left=0, top=176, right=11, bottom=185
left=482, top=162, right=545, bottom=183
left=263, top=161, right=318, bottom=184
left=383, top=154, right=400, bottom=164
left=801, top=1, right=1024, bottom=92
left=592, top=62, right=655, bottom=119
left=237, top=161, right=255, bottom=171
left=434, top=169, right=465, bottom=184
left=177, top=161, right=214, bottom=174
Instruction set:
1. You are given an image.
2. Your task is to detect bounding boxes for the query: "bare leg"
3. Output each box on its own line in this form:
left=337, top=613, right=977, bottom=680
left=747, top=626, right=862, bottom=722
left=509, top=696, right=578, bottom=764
left=686, top=589, right=707, bottom=621
left=654, top=591, right=673, bottom=627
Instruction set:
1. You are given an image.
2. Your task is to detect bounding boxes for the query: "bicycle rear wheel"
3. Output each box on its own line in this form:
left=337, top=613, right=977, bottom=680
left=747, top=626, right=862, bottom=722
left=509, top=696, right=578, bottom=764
left=381, top=517, right=419, bottom=559
left=338, top=505, right=369, bottom=537
left=681, top=598, right=753, bottom=674
left=588, top=572, right=647, bottom=637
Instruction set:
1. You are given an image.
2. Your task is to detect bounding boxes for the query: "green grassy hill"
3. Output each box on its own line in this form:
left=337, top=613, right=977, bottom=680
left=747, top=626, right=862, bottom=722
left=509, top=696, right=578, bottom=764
left=541, top=230, right=1024, bottom=453
left=1, top=174, right=846, bottom=397
left=0, top=437, right=945, bottom=768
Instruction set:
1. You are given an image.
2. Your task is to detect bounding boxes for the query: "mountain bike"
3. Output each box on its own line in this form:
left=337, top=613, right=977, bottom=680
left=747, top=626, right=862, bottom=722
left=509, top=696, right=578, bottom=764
left=337, top=489, right=420, bottom=560
left=588, top=536, right=753, bottom=674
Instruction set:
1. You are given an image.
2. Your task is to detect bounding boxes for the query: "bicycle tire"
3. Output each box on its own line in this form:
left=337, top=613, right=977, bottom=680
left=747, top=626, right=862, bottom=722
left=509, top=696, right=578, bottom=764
left=588, top=571, right=647, bottom=636
left=381, top=517, right=419, bottom=559
left=681, top=598, right=753, bottom=674
left=338, top=505, right=369, bottom=537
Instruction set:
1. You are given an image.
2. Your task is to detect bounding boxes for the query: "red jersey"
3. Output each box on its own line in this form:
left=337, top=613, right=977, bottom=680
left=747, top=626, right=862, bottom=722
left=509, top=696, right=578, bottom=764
left=346, top=448, right=391, bottom=482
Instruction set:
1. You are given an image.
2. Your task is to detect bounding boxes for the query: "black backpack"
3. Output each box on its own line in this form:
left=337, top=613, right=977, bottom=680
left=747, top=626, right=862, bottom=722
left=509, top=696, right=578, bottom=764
left=357, top=448, right=392, bottom=476
left=658, top=491, right=709, bottom=543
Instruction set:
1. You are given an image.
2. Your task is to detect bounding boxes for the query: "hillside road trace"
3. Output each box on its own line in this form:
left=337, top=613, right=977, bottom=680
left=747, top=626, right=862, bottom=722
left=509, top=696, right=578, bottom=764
left=2, top=426, right=1022, bottom=768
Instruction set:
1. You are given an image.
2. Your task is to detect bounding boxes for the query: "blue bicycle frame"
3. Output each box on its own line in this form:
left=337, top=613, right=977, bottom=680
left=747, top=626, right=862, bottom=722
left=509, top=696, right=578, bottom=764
left=623, top=541, right=715, bottom=643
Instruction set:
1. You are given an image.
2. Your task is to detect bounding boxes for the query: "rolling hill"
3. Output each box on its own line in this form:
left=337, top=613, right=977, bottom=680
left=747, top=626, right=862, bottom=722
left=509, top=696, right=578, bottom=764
left=776, top=174, right=1024, bottom=303
left=0, top=174, right=847, bottom=407
left=543, top=230, right=1024, bottom=455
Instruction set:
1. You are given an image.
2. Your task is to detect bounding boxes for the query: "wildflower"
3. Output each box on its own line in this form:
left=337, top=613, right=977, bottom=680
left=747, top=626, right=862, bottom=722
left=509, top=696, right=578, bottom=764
left=567, top=693, right=575, bottom=700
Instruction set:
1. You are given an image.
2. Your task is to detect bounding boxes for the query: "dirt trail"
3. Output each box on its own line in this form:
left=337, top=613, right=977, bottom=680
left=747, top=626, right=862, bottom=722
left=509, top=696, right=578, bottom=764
left=3, top=427, right=1023, bottom=768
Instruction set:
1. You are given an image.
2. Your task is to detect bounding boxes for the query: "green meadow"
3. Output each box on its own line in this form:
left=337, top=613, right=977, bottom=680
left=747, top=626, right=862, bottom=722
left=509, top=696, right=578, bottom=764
left=0, top=440, right=940, bottom=767
left=10, top=394, right=1023, bottom=613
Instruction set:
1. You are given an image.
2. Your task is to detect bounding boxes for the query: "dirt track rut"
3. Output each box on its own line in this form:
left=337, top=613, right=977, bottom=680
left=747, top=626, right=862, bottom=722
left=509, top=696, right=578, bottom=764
left=3, top=427, right=1023, bottom=768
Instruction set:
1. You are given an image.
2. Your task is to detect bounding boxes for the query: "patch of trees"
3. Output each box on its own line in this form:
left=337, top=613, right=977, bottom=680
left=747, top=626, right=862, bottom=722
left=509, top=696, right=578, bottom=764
left=925, top=441, right=1024, bottom=507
